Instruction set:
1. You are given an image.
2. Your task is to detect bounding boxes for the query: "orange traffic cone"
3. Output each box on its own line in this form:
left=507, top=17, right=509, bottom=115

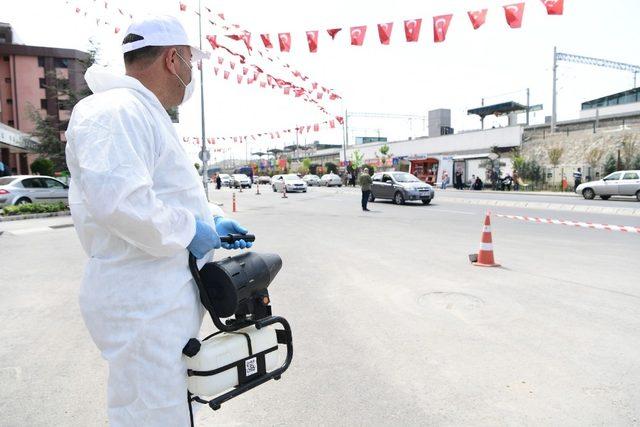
left=232, top=192, right=237, bottom=212
left=281, top=184, right=288, bottom=198
left=472, top=212, right=500, bottom=267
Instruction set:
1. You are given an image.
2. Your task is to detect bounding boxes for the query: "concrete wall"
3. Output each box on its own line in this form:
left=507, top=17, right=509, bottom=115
left=521, top=123, right=640, bottom=184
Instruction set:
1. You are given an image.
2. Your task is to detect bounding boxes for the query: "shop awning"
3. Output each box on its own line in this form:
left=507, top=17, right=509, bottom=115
left=452, top=153, right=492, bottom=161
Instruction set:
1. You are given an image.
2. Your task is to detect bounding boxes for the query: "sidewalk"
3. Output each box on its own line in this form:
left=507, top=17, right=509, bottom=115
left=437, top=188, right=579, bottom=198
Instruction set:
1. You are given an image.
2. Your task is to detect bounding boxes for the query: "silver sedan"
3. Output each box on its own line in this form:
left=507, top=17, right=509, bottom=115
left=0, top=175, right=69, bottom=207
left=576, top=170, right=640, bottom=201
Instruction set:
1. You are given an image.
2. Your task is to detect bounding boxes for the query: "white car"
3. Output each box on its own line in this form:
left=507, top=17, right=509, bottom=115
left=576, top=170, right=640, bottom=201
left=0, top=175, right=69, bottom=207
left=231, top=174, right=252, bottom=189
left=320, top=173, right=342, bottom=187
left=218, top=174, right=232, bottom=187
left=272, top=174, right=307, bottom=193
left=302, top=174, right=321, bottom=186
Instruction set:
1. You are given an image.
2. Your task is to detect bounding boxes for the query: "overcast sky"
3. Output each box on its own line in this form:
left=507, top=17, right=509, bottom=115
left=4, top=0, right=640, bottom=163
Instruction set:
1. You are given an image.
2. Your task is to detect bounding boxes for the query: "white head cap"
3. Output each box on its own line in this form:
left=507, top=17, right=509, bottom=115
left=121, top=15, right=210, bottom=61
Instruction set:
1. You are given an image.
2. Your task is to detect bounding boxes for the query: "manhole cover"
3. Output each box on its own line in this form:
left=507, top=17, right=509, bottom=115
left=418, top=292, right=484, bottom=312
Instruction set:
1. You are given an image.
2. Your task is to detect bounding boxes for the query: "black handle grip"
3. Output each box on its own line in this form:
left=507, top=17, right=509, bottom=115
left=220, top=234, right=256, bottom=244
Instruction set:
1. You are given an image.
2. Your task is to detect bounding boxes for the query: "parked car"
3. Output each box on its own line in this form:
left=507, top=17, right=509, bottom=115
left=218, top=173, right=232, bottom=187
left=231, top=174, right=252, bottom=189
left=257, top=175, right=272, bottom=185
left=320, top=173, right=342, bottom=187
left=576, top=170, right=640, bottom=201
left=272, top=174, right=307, bottom=193
left=0, top=175, right=69, bottom=207
left=369, top=172, right=434, bottom=205
left=302, top=174, right=321, bottom=186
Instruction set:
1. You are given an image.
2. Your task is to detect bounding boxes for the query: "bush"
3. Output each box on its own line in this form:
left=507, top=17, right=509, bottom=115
left=30, top=157, right=54, bottom=176
left=1, top=202, right=68, bottom=216
left=603, top=153, right=617, bottom=175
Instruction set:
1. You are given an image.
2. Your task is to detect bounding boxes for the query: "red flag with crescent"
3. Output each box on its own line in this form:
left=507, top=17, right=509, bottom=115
left=377, top=22, right=393, bottom=45
left=404, top=19, right=422, bottom=42
left=261, top=34, right=273, bottom=49
left=540, top=0, right=563, bottom=15
left=278, top=33, right=291, bottom=52
left=350, top=26, right=367, bottom=46
left=433, top=15, right=453, bottom=43
left=307, top=31, right=319, bottom=53
left=467, top=9, right=488, bottom=30
left=504, top=3, right=525, bottom=28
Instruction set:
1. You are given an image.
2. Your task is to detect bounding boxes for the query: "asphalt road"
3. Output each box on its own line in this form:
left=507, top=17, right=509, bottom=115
left=1, top=187, right=638, bottom=426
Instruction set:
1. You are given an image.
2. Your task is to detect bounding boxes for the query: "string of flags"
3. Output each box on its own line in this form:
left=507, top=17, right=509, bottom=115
left=182, top=116, right=345, bottom=147
left=210, top=0, right=564, bottom=53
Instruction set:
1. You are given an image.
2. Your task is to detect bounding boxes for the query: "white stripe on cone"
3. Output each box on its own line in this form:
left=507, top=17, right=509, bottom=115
left=479, top=243, right=493, bottom=251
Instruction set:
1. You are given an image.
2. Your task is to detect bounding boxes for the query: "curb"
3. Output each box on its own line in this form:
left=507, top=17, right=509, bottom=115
left=436, top=196, right=638, bottom=217
left=0, top=211, right=72, bottom=222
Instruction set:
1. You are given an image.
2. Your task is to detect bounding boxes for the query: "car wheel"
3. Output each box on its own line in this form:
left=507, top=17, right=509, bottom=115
left=368, top=193, right=375, bottom=202
left=636, top=190, right=640, bottom=202
left=600, top=195, right=611, bottom=200
left=15, top=197, right=31, bottom=205
left=393, top=191, right=405, bottom=205
left=582, top=188, right=595, bottom=200
left=422, top=199, right=431, bottom=205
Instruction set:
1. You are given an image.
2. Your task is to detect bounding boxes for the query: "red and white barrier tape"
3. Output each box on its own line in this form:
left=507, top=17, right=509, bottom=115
left=495, top=214, right=640, bottom=234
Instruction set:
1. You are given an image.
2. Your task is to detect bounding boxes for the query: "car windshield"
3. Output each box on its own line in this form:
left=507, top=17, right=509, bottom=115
left=0, top=177, right=17, bottom=185
left=392, top=173, right=421, bottom=183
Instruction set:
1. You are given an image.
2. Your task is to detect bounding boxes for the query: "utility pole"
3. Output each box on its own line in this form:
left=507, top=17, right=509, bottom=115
left=551, top=46, right=558, bottom=133
left=342, top=110, right=348, bottom=166
left=197, top=0, right=209, bottom=199
left=526, top=88, right=530, bottom=126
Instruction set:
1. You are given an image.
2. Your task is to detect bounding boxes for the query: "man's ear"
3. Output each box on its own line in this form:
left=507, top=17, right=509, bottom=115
left=164, top=47, right=178, bottom=75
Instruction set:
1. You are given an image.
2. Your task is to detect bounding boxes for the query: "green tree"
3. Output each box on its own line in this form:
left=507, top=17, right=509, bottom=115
left=351, top=150, right=364, bottom=170
left=585, top=147, right=604, bottom=173
left=376, top=144, right=392, bottom=167
left=325, top=162, right=338, bottom=174
left=302, top=158, right=312, bottom=171
left=30, top=158, right=54, bottom=176
left=632, top=154, right=640, bottom=170
left=603, top=153, right=617, bottom=175
left=512, top=147, right=525, bottom=175
left=620, top=135, right=637, bottom=169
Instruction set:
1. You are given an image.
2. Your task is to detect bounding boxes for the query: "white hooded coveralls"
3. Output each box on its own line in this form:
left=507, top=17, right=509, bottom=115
left=65, top=65, right=212, bottom=426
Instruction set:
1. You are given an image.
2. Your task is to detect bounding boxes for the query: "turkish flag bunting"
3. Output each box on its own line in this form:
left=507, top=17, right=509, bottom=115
left=540, top=0, right=563, bottom=15
left=329, top=94, right=339, bottom=100
left=223, top=71, right=230, bottom=80
left=75, top=7, right=80, bottom=13
left=206, top=35, right=219, bottom=49
left=327, top=28, right=342, bottom=39
left=306, top=125, right=312, bottom=132
left=260, top=81, right=267, bottom=88
left=504, top=3, right=525, bottom=28
left=295, top=89, right=305, bottom=97
left=307, top=31, right=319, bottom=53
left=312, top=82, right=318, bottom=90
left=278, top=33, right=291, bottom=52
left=284, top=87, right=291, bottom=95
left=433, top=14, right=453, bottom=43
left=468, top=9, right=488, bottom=30
left=179, top=2, right=186, bottom=11
left=350, top=26, right=367, bottom=46
left=230, top=62, right=236, bottom=70
left=377, top=22, right=393, bottom=45
left=240, top=32, right=252, bottom=50
left=261, top=34, right=273, bottom=48
left=336, top=116, right=345, bottom=125
left=313, top=124, right=319, bottom=132
left=242, top=67, right=248, bottom=75
left=276, top=132, right=281, bottom=138
left=247, top=78, right=254, bottom=84
left=237, top=75, right=243, bottom=84
left=114, top=27, right=120, bottom=34
left=317, top=92, right=323, bottom=100
left=329, top=120, right=336, bottom=129
left=217, top=57, right=224, bottom=65
left=267, top=76, right=274, bottom=86
left=404, top=19, right=422, bottom=42
left=213, top=67, right=219, bottom=76
left=253, top=72, right=259, bottom=81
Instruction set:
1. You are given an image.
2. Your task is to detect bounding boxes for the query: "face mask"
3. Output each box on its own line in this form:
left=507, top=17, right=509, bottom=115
left=174, top=51, right=195, bottom=105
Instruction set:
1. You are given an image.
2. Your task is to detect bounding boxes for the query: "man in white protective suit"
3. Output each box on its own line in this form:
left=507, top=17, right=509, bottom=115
left=65, top=15, right=252, bottom=426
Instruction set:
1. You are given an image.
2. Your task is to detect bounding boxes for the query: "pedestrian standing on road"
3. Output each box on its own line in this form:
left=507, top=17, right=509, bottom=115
left=345, top=172, right=351, bottom=187
left=358, top=168, right=373, bottom=211
left=215, top=173, right=222, bottom=190
left=455, top=170, right=463, bottom=190
left=65, top=16, right=253, bottom=425
left=441, top=171, right=449, bottom=189
left=573, top=167, right=582, bottom=191
left=0, top=160, right=5, bottom=176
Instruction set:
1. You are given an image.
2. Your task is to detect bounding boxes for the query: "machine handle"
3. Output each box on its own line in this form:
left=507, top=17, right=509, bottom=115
left=220, top=234, right=256, bottom=244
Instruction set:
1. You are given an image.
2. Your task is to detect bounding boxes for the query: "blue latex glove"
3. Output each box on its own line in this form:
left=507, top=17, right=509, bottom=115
left=187, top=219, right=221, bottom=259
left=214, top=217, right=253, bottom=250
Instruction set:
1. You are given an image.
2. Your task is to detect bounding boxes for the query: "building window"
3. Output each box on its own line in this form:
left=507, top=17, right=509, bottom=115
left=39, top=78, right=47, bottom=89
left=38, top=56, right=45, bottom=67
left=3, top=56, right=9, bottom=62
left=4, top=77, right=10, bottom=84
left=6, top=98, right=12, bottom=105
left=40, top=99, right=48, bottom=109
left=54, top=58, right=69, bottom=68
left=8, top=120, right=14, bottom=127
